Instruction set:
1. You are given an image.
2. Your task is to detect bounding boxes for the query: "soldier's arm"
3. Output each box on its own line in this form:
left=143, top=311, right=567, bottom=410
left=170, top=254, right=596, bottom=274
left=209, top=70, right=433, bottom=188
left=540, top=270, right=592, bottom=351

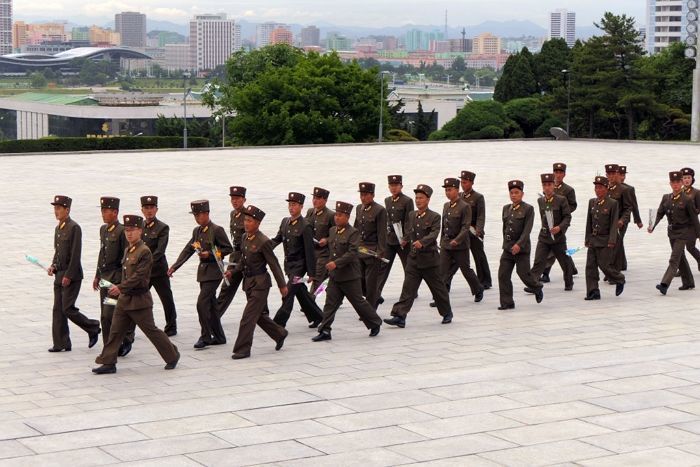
left=517, top=206, right=534, bottom=246
left=609, top=202, right=620, bottom=245
left=51, top=228, right=59, bottom=270
left=376, top=207, right=387, bottom=257
left=585, top=201, right=592, bottom=245
left=453, top=204, right=471, bottom=244
left=403, top=198, right=415, bottom=231
left=653, top=197, right=666, bottom=229
left=621, top=189, right=634, bottom=223
left=66, top=223, right=82, bottom=281
left=687, top=200, right=700, bottom=239
left=119, top=249, right=152, bottom=293
left=269, top=220, right=284, bottom=249
left=95, top=226, right=102, bottom=278
left=476, top=195, right=486, bottom=233
left=302, top=223, right=317, bottom=277
left=558, top=199, right=572, bottom=233
left=262, top=240, right=287, bottom=288
left=152, top=224, right=169, bottom=263
left=170, top=229, right=196, bottom=271
left=402, top=212, right=415, bottom=243
left=215, top=225, right=233, bottom=257
left=335, top=230, right=359, bottom=268
left=568, top=187, right=578, bottom=213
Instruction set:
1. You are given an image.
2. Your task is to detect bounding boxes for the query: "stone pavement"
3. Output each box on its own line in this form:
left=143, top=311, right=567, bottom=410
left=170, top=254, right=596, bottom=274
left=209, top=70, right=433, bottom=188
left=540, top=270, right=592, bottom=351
left=1, top=140, right=700, bottom=466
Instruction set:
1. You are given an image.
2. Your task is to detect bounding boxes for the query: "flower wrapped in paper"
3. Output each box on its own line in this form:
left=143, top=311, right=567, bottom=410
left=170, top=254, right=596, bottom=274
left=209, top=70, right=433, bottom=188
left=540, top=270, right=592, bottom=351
left=25, top=254, right=49, bottom=271
left=314, top=278, right=329, bottom=297
left=358, top=246, right=390, bottom=263
left=211, top=245, right=230, bottom=286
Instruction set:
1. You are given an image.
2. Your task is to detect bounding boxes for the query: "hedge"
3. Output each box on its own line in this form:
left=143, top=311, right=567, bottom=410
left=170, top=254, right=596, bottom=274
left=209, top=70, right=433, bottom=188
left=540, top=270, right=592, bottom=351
left=0, top=136, right=211, bottom=154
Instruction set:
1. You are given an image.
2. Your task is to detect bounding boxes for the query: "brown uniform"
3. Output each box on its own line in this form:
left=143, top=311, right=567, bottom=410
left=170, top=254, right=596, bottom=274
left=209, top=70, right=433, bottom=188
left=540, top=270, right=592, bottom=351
left=354, top=201, right=387, bottom=308
left=543, top=181, right=579, bottom=277
left=683, top=185, right=700, bottom=268
left=608, top=183, right=634, bottom=271
left=654, top=192, right=700, bottom=288
left=461, top=189, right=492, bottom=288
left=142, top=217, right=177, bottom=335
left=585, top=196, right=625, bottom=294
left=214, top=207, right=246, bottom=339
left=440, top=198, right=482, bottom=296
left=305, top=206, right=335, bottom=293
left=377, top=193, right=414, bottom=298
left=531, top=194, right=574, bottom=289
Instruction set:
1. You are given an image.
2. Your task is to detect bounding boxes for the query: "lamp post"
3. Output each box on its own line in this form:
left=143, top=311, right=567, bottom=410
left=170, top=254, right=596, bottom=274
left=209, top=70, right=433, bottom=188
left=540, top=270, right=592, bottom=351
left=686, top=0, right=700, bottom=142
left=378, top=71, right=390, bottom=143
left=562, top=69, right=571, bottom=136
left=183, top=71, right=191, bottom=149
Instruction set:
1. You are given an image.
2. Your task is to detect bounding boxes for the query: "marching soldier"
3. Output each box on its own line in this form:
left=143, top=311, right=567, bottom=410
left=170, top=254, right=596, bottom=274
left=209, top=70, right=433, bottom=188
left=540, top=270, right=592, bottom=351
left=649, top=171, right=700, bottom=295
left=140, top=196, right=177, bottom=336
left=305, top=187, right=335, bottom=295
left=168, top=200, right=233, bottom=349
left=214, top=186, right=247, bottom=342
left=93, top=215, right=180, bottom=374
left=605, top=164, right=635, bottom=272
left=47, top=195, right=100, bottom=352
left=530, top=173, right=574, bottom=291
left=439, top=177, right=484, bottom=302
left=584, top=176, right=625, bottom=300
left=271, top=192, right=324, bottom=327
left=354, top=182, right=388, bottom=309
left=541, top=162, right=578, bottom=281
left=231, top=205, right=289, bottom=360
left=460, top=171, right=492, bottom=289
left=681, top=167, right=700, bottom=269
left=93, top=197, right=134, bottom=356
left=384, top=184, right=453, bottom=328
left=620, top=166, right=644, bottom=231
left=377, top=175, right=414, bottom=302
left=311, top=201, right=383, bottom=341
left=497, top=180, right=543, bottom=310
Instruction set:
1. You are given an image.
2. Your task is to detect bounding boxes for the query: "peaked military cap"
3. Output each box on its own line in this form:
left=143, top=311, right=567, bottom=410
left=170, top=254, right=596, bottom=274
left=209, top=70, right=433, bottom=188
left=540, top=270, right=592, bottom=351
left=123, top=214, right=144, bottom=228
left=388, top=175, right=403, bottom=184
left=140, top=195, right=158, bottom=206
left=619, top=165, right=628, bottom=175
left=508, top=180, right=524, bottom=191
left=593, top=176, right=609, bottom=186
left=190, top=200, right=210, bottom=214
left=540, top=173, right=555, bottom=183
left=51, top=195, right=72, bottom=208
left=669, top=171, right=683, bottom=182
left=553, top=162, right=567, bottom=172
left=229, top=186, right=246, bottom=197
left=358, top=182, right=376, bottom=193
left=243, top=205, right=265, bottom=221
left=460, top=170, right=476, bottom=181
left=681, top=167, right=695, bottom=177
left=413, top=184, right=433, bottom=197
left=335, top=201, right=353, bottom=215
left=286, top=192, right=305, bottom=204
left=100, top=196, right=120, bottom=210
left=312, top=187, right=330, bottom=199
left=442, top=177, right=460, bottom=188
left=605, top=164, right=620, bottom=173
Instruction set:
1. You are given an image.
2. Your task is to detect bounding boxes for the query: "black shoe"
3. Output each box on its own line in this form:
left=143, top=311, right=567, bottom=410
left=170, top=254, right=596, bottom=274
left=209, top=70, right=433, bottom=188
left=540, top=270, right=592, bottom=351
left=441, top=313, right=453, bottom=324
left=212, top=339, right=226, bottom=345
left=383, top=316, right=406, bottom=328
left=429, top=301, right=437, bottom=308
left=312, top=331, right=331, bottom=342
left=231, top=352, right=250, bottom=360
left=540, top=274, right=550, bottom=283
left=164, top=350, right=180, bottom=370
left=92, top=364, right=116, bottom=374
left=48, top=346, right=71, bottom=352
left=308, top=319, right=321, bottom=329
left=193, top=339, right=209, bottom=349
left=498, top=304, right=515, bottom=310
left=679, top=285, right=695, bottom=291
left=584, top=290, right=601, bottom=300
left=377, top=296, right=385, bottom=304
left=616, top=283, right=625, bottom=296
left=523, top=287, right=536, bottom=294
left=88, top=330, right=100, bottom=349
left=572, top=267, right=579, bottom=276
left=474, top=288, right=484, bottom=302
left=369, top=326, right=380, bottom=337
left=165, top=328, right=177, bottom=337
left=118, top=341, right=132, bottom=357
left=656, top=283, right=669, bottom=295
left=535, top=288, right=544, bottom=303
left=275, top=332, right=288, bottom=351
left=482, top=283, right=492, bottom=290
left=564, top=284, right=573, bottom=291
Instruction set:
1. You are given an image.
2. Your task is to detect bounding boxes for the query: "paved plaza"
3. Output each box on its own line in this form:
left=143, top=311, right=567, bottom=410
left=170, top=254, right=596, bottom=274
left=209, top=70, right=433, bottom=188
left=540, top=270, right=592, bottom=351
left=2, top=140, right=700, bottom=466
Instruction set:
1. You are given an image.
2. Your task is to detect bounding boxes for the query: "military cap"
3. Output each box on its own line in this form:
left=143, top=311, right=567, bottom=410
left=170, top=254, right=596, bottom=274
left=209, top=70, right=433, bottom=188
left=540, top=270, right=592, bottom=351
left=312, top=187, right=330, bottom=199
left=229, top=186, right=246, bottom=197
left=190, top=200, right=210, bottom=214
left=51, top=195, right=72, bottom=208
left=358, top=182, right=376, bottom=193
left=669, top=171, right=683, bottom=182
left=619, top=165, right=628, bottom=175
left=335, top=201, right=353, bottom=215
left=100, top=196, right=120, bottom=210
left=508, top=180, right=524, bottom=191
left=681, top=167, right=695, bottom=177
left=460, top=170, right=476, bottom=181
left=442, top=177, right=460, bottom=188
left=413, top=184, right=433, bottom=197
left=604, top=164, right=620, bottom=173
left=593, top=176, right=609, bottom=186
left=553, top=162, right=567, bottom=172
left=243, top=205, right=265, bottom=221
left=140, top=195, right=158, bottom=206
left=388, top=175, right=403, bottom=184
left=540, top=173, right=555, bottom=183
left=123, top=214, right=144, bottom=228
left=286, top=192, right=305, bottom=204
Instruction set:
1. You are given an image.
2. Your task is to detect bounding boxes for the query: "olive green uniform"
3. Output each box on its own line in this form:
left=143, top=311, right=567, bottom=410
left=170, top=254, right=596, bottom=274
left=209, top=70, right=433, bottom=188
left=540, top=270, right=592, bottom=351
left=585, top=196, right=625, bottom=294
left=608, top=183, right=634, bottom=271
left=377, top=193, right=414, bottom=297
left=440, top=198, right=482, bottom=296
left=461, top=189, right=492, bottom=288
left=531, top=194, right=574, bottom=289
left=305, top=205, right=335, bottom=294
left=214, top=207, right=246, bottom=340
left=142, top=217, right=177, bottom=335
left=653, top=192, right=700, bottom=288
left=354, top=201, right=387, bottom=308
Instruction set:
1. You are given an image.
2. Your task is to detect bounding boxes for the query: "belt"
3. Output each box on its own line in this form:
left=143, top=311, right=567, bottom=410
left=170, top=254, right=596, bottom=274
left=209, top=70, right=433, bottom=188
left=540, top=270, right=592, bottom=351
left=244, top=268, right=266, bottom=277
left=669, top=224, right=690, bottom=230
left=122, top=288, right=148, bottom=296
left=99, top=265, right=121, bottom=273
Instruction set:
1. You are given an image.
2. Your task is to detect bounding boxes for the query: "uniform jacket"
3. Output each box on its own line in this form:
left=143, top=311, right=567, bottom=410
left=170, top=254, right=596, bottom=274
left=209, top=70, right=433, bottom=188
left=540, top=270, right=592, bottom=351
left=353, top=201, right=387, bottom=257
left=141, top=217, right=170, bottom=278
left=305, top=206, right=335, bottom=258
left=228, top=208, right=246, bottom=264
left=404, top=209, right=441, bottom=268
left=501, top=202, right=534, bottom=253
left=117, top=240, right=153, bottom=311
left=384, top=193, right=414, bottom=246
left=554, top=182, right=577, bottom=212
left=536, top=194, right=572, bottom=244
left=622, top=182, right=642, bottom=224
left=327, top=224, right=362, bottom=282
left=441, top=198, right=471, bottom=250
left=271, top=216, right=316, bottom=278
left=52, top=217, right=83, bottom=284
left=608, top=183, right=634, bottom=225
left=654, top=192, right=700, bottom=241
left=684, top=186, right=700, bottom=214
left=172, top=221, right=233, bottom=282
left=461, top=189, right=486, bottom=236
left=233, top=231, right=286, bottom=291
left=585, top=196, right=619, bottom=248
left=96, top=221, right=127, bottom=282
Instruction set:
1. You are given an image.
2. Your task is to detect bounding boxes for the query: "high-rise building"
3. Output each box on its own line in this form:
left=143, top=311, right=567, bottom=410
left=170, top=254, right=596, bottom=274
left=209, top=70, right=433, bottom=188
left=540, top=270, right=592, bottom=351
left=71, top=26, right=89, bottom=41
left=325, top=32, right=352, bottom=51
left=115, top=12, right=147, bottom=48
left=301, top=25, right=320, bottom=47
left=0, top=0, right=11, bottom=55
left=89, top=26, right=120, bottom=46
left=646, top=0, right=685, bottom=54
left=256, top=22, right=282, bottom=48
left=270, top=26, right=293, bottom=45
left=233, top=23, right=242, bottom=51
left=473, top=33, right=501, bottom=54
left=190, top=13, right=236, bottom=73
left=549, top=9, right=576, bottom=47
left=165, top=43, right=192, bottom=71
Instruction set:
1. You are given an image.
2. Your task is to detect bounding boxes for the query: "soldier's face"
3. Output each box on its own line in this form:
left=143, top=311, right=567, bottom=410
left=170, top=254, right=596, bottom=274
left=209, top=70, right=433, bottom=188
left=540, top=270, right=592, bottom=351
left=414, top=193, right=429, bottom=210
left=244, top=216, right=260, bottom=233
left=683, top=175, right=693, bottom=187
left=553, top=171, right=565, bottom=183
left=594, top=184, right=607, bottom=198
left=312, top=196, right=326, bottom=210
left=194, top=212, right=210, bottom=226
left=509, top=189, right=523, bottom=204
left=605, top=172, right=617, bottom=183
left=671, top=180, right=683, bottom=193
left=444, top=186, right=459, bottom=200
left=54, top=205, right=69, bottom=221
left=388, top=184, right=402, bottom=196
left=542, top=182, right=554, bottom=197
left=101, top=208, right=118, bottom=224
left=620, top=174, right=626, bottom=183
left=230, top=196, right=245, bottom=210
left=334, top=212, right=349, bottom=226
left=461, top=179, right=473, bottom=192
left=141, top=205, right=157, bottom=220
left=125, top=226, right=141, bottom=244
left=360, top=192, right=374, bottom=205
left=288, top=201, right=302, bottom=217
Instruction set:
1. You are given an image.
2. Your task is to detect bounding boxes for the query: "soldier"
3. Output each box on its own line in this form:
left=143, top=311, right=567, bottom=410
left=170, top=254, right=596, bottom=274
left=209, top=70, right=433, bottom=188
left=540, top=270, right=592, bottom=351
left=93, top=197, right=134, bottom=356
left=649, top=171, right=700, bottom=295
left=584, top=176, right=625, bottom=300
left=140, top=196, right=177, bottom=336
left=529, top=173, right=574, bottom=291
left=271, top=192, right=324, bottom=327
left=92, top=215, right=180, bottom=374
left=439, top=177, right=484, bottom=302
left=354, top=182, right=387, bottom=309
left=311, top=201, right=383, bottom=342
left=605, top=164, right=635, bottom=272
left=304, top=187, right=335, bottom=295
left=168, top=200, right=233, bottom=349
left=681, top=167, right=700, bottom=269
left=47, top=195, right=100, bottom=352
left=384, top=184, right=453, bottom=328
left=231, top=205, right=289, bottom=360
left=377, top=175, right=414, bottom=302
left=541, top=162, right=578, bottom=281
left=214, top=186, right=247, bottom=343
left=620, top=166, right=644, bottom=231
left=460, top=171, right=492, bottom=289
left=497, top=180, right=543, bottom=310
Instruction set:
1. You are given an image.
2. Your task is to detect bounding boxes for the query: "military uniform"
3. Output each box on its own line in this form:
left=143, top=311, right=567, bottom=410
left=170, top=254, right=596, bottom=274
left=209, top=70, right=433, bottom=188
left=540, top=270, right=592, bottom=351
left=460, top=171, right=492, bottom=288
left=543, top=162, right=578, bottom=279
left=49, top=195, right=100, bottom=352
left=531, top=174, right=574, bottom=290
left=140, top=196, right=177, bottom=336
left=171, top=200, right=233, bottom=348
left=94, top=215, right=179, bottom=373
left=377, top=175, right=414, bottom=300
left=354, top=182, right=387, bottom=308
left=313, top=201, right=383, bottom=340
left=386, top=185, right=452, bottom=326
left=304, top=187, right=335, bottom=294
left=681, top=167, right=700, bottom=269
left=620, top=166, right=642, bottom=227
left=584, top=176, right=625, bottom=299
left=439, top=178, right=483, bottom=300
left=606, top=164, right=634, bottom=272
left=271, top=192, right=324, bottom=327
left=498, top=180, right=543, bottom=310
left=231, top=206, right=288, bottom=359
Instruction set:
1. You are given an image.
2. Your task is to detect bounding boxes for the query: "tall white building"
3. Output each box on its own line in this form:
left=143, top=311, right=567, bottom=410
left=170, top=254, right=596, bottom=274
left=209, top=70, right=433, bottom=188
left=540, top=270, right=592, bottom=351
left=549, top=9, right=576, bottom=47
left=256, top=22, right=282, bottom=48
left=0, top=0, right=11, bottom=55
left=646, top=0, right=685, bottom=55
left=189, top=13, right=236, bottom=73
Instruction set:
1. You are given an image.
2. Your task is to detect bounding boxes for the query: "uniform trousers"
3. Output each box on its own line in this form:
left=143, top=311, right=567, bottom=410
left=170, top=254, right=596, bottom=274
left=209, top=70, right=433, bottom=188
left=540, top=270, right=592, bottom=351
left=212, top=270, right=244, bottom=343
left=233, top=284, right=287, bottom=356
left=390, top=259, right=451, bottom=318
left=613, top=223, right=629, bottom=271
left=52, top=279, right=100, bottom=349
left=469, top=232, right=492, bottom=287
left=586, top=246, right=625, bottom=294
left=318, top=279, right=382, bottom=333
left=661, top=236, right=695, bottom=287
left=441, top=248, right=481, bottom=295
left=498, top=251, right=540, bottom=307
left=359, top=255, right=382, bottom=308
left=274, top=280, right=323, bottom=326
left=150, top=274, right=177, bottom=333
left=197, top=279, right=223, bottom=343
left=99, top=287, right=134, bottom=345
left=531, top=241, right=573, bottom=288
left=377, top=243, right=409, bottom=297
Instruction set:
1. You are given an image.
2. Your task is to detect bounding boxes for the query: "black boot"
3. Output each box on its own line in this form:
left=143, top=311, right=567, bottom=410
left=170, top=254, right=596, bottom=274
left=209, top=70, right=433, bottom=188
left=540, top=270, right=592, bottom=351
left=383, top=316, right=406, bottom=328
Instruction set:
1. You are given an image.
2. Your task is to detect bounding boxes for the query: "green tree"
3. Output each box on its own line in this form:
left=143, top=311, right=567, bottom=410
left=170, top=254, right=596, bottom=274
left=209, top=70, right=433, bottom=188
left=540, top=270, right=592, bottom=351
left=534, top=38, right=571, bottom=93
left=451, top=56, right=466, bottom=72
left=504, top=98, right=550, bottom=138
left=30, top=72, right=47, bottom=88
left=429, top=101, right=515, bottom=140
left=494, top=51, right=537, bottom=102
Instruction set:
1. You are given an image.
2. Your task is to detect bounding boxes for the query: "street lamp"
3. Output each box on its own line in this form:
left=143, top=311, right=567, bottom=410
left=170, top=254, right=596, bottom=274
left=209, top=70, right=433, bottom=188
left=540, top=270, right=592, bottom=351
left=561, top=69, right=571, bottom=136
left=183, top=71, right=191, bottom=149
left=215, top=114, right=226, bottom=148
left=378, top=71, right=391, bottom=143
left=686, top=0, right=700, bottom=142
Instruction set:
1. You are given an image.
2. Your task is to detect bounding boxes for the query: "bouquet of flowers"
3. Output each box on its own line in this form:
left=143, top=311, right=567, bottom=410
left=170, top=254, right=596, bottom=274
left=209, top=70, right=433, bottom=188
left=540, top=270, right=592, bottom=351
left=25, top=254, right=49, bottom=272
left=358, top=246, right=390, bottom=263
left=314, top=278, right=329, bottom=297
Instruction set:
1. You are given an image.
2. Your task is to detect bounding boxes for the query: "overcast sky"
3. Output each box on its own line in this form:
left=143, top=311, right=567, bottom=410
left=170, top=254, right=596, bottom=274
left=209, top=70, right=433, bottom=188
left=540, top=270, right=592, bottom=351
left=15, top=0, right=647, bottom=28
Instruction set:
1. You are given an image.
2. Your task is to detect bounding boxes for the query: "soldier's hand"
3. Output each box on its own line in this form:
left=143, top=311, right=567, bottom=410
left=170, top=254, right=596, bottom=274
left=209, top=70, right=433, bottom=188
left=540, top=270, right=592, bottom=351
left=280, top=286, right=288, bottom=298
left=412, top=241, right=423, bottom=249
left=307, top=276, right=314, bottom=283
left=617, top=219, right=624, bottom=229
left=167, top=267, right=175, bottom=277
left=62, top=276, right=72, bottom=287
left=607, top=243, right=615, bottom=248
left=326, top=261, right=337, bottom=271
left=637, top=222, right=644, bottom=229
left=199, top=251, right=210, bottom=260
left=319, top=238, right=328, bottom=247
left=224, top=270, right=232, bottom=280
left=92, top=276, right=99, bottom=291
left=47, top=266, right=55, bottom=276
left=550, top=226, right=561, bottom=235
left=511, top=244, right=521, bottom=255
left=585, top=242, right=590, bottom=248
left=108, top=285, right=120, bottom=297
left=647, top=226, right=653, bottom=234
left=400, top=240, right=408, bottom=248
left=450, top=239, right=459, bottom=247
